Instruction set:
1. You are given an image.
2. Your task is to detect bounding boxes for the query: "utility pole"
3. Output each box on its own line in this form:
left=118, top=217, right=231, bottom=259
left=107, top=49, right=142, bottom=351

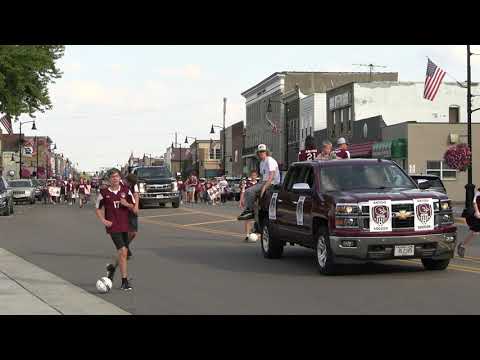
left=464, top=45, right=476, bottom=216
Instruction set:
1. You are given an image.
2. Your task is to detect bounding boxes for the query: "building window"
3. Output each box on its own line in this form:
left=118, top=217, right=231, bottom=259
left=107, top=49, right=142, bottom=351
left=426, top=160, right=457, bottom=180
left=449, top=105, right=460, bottom=124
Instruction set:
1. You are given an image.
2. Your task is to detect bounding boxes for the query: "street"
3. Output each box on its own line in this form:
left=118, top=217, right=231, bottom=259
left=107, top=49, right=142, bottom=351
left=1, top=200, right=480, bottom=314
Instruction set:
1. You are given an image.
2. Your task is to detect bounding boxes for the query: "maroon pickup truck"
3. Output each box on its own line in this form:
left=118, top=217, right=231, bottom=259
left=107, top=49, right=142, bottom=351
left=257, top=159, right=457, bottom=275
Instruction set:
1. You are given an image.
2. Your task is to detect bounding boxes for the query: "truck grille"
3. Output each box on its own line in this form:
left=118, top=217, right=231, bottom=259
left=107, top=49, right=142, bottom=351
left=146, top=184, right=172, bottom=193
left=360, top=202, right=439, bottom=231
left=13, top=191, right=25, bottom=196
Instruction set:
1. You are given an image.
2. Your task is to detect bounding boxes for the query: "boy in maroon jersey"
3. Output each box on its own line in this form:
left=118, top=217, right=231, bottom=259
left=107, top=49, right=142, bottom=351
left=95, top=168, right=136, bottom=291
left=298, top=135, right=318, bottom=161
left=335, top=137, right=351, bottom=159
left=78, top=178, right=87, bottom=208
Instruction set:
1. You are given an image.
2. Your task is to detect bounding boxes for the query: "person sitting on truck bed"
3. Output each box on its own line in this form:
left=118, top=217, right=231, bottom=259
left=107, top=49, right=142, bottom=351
left=315, top=140, right=338, bottom=160
left=335, top=137, right=351, bottom=159
left=237, top=144, right=280, bottom=221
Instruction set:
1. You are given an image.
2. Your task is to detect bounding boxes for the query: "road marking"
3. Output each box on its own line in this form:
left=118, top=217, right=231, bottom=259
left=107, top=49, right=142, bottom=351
left=180, top=207, right=240, bottom=220
left=183, top=219, right=237, bottom=227
left=141, top=211, right=204, bottom=219
left=399, top=259, right=480, bottom=274
left=140, top=217, right=245, bottom=238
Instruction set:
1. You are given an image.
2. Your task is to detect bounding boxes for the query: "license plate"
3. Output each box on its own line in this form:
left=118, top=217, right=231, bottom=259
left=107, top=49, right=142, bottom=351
left=156, top=195, right=165, bottom=199
left=394, top=245, right=415, bottom=257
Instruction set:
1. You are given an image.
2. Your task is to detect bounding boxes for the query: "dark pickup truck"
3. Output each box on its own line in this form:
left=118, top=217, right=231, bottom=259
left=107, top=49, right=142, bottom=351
left=132, top=166, right=180, bottom=209
left=257, top=159, right=456, bottom=275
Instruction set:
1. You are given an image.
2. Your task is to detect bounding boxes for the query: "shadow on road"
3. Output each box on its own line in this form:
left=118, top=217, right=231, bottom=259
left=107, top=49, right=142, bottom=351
left=31, top=251, right=111, bottom=260
left=141, top=244, right=426, bottom=277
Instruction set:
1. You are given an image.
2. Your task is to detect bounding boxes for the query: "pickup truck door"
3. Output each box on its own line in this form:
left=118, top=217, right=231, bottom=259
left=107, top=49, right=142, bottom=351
left=284, top=165, right=314, bottom=244
left=274, top=166, right=300, bottom=235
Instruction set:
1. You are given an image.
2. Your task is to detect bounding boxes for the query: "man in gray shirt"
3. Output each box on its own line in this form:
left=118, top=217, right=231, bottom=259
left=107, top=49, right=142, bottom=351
left=238, top=144, right=280, bottom=221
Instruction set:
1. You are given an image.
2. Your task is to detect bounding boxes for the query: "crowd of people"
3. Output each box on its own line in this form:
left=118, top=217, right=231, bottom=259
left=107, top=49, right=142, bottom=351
left=41, top=178, right=98, bottom=207
left=177, top=172, right=234, bottom=206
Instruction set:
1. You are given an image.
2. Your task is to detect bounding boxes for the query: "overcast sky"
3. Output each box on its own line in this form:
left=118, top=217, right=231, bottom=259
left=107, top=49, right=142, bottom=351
left=13, top=45, right=480, bottom=172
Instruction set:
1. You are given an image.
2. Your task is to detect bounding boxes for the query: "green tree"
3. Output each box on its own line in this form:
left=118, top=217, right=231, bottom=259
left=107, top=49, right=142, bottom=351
left=0, top=45, right=65, bottom=119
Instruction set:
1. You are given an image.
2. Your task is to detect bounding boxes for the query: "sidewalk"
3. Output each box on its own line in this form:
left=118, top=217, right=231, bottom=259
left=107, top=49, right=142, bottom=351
left=0, top=248, right=130, bottom=315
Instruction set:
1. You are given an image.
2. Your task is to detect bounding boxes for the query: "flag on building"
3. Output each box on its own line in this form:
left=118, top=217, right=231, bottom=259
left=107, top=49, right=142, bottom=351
left=424, top=58, right=446, bottom=101
left=265, top=113, right=279, bottom=134
left=0, top=114, right=13, bottom=134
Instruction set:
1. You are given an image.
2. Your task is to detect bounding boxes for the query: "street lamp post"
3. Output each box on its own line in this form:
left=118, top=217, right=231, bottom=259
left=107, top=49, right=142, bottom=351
left=463, top=45, right=480, bottom=216
left=209, top=98, right=227, bottom=176
left=18, top=120, right=37, bottom=179
left=184, top=136, right=199, bottom=176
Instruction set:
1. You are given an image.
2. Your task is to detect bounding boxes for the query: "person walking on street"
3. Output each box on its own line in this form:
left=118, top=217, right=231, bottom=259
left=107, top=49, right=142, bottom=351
left=96, top=168, right=136, bottom=291
left=238, top=144, right=280, bottom=220
left=335, top=137, right=351, bottom=159
left=185, top=172, right=198, bottom=204
left=316, top=140, right=338, bottom=160
left=458, top=189, right=480, bottom=257
left=78, top=178, right=87, bottom=208
left=239, top=169, right=259, bottom=241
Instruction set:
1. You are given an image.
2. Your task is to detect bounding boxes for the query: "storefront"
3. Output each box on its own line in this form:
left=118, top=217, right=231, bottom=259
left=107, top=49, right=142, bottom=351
left=348, top=141, right=375, bottom=158
left=372, top=139, right=408, bottom=170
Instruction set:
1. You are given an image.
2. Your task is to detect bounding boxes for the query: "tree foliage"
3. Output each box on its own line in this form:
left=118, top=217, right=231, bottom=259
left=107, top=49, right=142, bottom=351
left=0, top=45, right=65, bottom=119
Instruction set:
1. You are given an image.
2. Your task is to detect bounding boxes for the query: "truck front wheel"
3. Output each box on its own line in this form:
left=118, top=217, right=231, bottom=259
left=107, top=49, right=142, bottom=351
left=421, top=258, right=450, bottom=271
left=315, top=226, right=338, bottom=275
left=261, top=220, right=283, bottom=259
left=172, top=201, right=180, bottom=208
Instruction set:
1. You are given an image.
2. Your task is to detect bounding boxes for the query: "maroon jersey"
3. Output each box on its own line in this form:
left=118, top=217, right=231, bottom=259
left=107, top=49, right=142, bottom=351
left=78, top=183, right=86, bottom=194
left=96, top=184, right=134, bottom=233
left=298, top=149, right=318, bottom=161
left=335, top=149, right=351, bottom=159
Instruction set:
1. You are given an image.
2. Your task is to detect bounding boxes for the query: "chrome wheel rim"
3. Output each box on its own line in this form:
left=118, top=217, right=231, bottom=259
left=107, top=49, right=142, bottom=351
left=317, top=235, right=327, bottom=268
left=262, top=226, right=269, bottom=253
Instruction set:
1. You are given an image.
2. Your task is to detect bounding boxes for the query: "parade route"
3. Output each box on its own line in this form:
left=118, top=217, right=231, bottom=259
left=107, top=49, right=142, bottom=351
left=0, top=200, right=479, bottom=314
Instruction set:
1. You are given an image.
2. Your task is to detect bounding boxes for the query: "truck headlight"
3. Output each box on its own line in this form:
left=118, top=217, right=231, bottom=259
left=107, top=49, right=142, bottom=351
left=440, top=200, right=452, bottom=211
left=25, top=190, right=31, bottom=196
left=139, top=183, right=146, bottom=193
left=172, top=181, right=178, bottom=192
left=335, top=217, right=359, bottom=228
left=336, top=204, right=359, bottom=215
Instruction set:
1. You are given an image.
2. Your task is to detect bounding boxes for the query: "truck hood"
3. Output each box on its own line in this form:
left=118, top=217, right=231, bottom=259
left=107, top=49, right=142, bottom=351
left=10, top=187, right=35, bottom=192
left=329, top=188, right=448, bottom=203
left=137, top=177, right=174, bottom=185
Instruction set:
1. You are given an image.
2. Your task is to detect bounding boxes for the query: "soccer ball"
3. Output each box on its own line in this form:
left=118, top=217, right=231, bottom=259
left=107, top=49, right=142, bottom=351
left=248, top=233, right=259, bottom=242
left=96, top=277, right=112, bottom=293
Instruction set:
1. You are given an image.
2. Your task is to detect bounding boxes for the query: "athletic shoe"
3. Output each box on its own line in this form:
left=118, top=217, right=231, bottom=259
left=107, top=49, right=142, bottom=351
left=457, top=244, right=466, bottom=258
left=120, top=280, right=133, bottom=291
left=237, top=210, right=254, bottom=221
left=244, top=236, right=249, bottom=242
left=106, top=263, right=116, bottom=281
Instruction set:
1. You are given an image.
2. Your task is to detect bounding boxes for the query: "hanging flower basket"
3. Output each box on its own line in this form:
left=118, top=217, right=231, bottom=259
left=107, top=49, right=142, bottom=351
left=443, top=143, right=472, bottom=172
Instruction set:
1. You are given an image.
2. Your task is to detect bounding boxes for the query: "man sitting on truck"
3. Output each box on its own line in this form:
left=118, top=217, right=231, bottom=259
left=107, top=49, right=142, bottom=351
left=237, top=144, right=280, bottom=221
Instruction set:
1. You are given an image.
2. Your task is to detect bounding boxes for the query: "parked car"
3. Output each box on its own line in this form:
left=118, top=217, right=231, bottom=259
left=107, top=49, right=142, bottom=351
left=410, top=174, right=447, bottom=195
left=8, top=179, right=37, bottom=205
left=0, top=176, right=14, bottom=216
left=257, top=159, right=456, bottom=275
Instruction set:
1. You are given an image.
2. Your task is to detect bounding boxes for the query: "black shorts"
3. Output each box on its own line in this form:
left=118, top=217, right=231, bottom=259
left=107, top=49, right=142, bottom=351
left=110, top=232, right=130, bottom=250
left=129, top=214, right=138, bottom=232
left=467, top=215, right=480, bottom=232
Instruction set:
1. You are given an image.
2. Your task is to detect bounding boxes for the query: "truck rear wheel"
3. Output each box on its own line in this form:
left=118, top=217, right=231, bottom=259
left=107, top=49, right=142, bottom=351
left=421, top=258, right=450, bottom=271
left=315, top=226, right=338, bottom=275
left=261, top=220, right=283, bottom=259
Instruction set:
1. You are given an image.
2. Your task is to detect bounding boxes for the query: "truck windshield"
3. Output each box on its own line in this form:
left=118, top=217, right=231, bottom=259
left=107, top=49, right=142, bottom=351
left=320, top=163, right=416, bottom=191
left=136, top=167, right=172, bottom=178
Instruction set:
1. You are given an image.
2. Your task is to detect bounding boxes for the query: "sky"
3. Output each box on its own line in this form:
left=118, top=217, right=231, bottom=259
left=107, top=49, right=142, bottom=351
left=14, top=45, right=480, bottom=172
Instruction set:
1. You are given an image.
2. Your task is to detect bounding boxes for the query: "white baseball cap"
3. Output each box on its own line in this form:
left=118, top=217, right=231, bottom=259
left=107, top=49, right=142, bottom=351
left=337, top=137, right=347, bottom=145
left=257, top=144, right=268, bottom=153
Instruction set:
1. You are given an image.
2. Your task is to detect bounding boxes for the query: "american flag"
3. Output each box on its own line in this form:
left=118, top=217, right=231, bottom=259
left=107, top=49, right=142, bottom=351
left=0, top=114, right=13, bottom=134
left=265, top=113, right=280, bottom=134
left=424, top=59, right=446, bottom=101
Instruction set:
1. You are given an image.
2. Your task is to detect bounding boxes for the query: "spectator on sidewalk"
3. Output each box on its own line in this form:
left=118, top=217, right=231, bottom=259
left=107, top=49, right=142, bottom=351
left=458, top=190, right=480, bottom=257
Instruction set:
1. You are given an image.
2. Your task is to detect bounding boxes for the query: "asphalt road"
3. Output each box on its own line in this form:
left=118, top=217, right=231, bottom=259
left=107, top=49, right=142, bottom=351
left=2, top=198, right=480, bottom=314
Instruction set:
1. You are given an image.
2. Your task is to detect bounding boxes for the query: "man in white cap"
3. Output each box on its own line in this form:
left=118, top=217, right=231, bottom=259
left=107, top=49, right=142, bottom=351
left=238, top=144, right=280, bottom=220
left=335, top=137, right=351, bottom=159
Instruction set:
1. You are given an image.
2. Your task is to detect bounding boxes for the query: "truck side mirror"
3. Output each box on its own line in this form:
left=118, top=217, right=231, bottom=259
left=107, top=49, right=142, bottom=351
left=418, top=180, right=432, bottom=190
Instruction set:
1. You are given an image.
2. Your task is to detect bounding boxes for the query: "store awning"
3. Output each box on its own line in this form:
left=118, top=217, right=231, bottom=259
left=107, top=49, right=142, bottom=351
left=372, top=140, right=393, bottom=158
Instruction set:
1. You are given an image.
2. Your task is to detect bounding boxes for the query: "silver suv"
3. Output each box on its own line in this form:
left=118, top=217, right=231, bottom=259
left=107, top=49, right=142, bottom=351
left=8, top=179, right=36, bottom=205
left=0, top=176, right=14, bottom=216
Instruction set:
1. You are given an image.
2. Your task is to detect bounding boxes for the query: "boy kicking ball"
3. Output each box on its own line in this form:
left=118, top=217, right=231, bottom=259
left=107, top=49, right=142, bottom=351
left=95, top=168, right=136, bottom=291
